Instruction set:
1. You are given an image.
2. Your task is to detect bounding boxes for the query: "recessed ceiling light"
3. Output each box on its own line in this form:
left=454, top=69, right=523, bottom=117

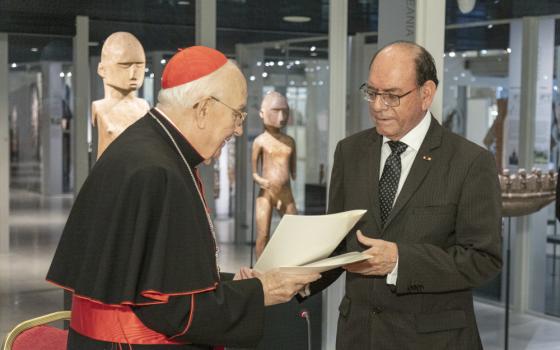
left=30, top=48, right=38, bottom=52
left=283, top=16, right=311, bottom=23
left=177, top=1, right=190, bottom=5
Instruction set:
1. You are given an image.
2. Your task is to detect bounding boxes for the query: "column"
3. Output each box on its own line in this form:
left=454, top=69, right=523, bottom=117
left=323, top=0, right=347, bottom=349
left=40, top=62, right=64, bottom=195
left=196, top=0, right=216, bottom=49
left=234, top=43, right=264, bottom=246
left=415, top=0, right=445, bottom=122
left=150, top=51, right=165, bottom=100
left=0, top=33, right=8, bottom=253
left=195, top=0, right=218, bottom=217
left=73, top=15, right=90, bottom=194
left=377, top=0, right=445, bottom=121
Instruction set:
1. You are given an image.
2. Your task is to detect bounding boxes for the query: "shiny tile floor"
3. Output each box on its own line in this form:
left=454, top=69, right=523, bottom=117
left=2, top=187, right=560, bottom=349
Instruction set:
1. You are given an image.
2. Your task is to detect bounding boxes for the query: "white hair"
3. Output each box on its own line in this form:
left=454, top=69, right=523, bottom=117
left=157, top=60, right=239, bottom=110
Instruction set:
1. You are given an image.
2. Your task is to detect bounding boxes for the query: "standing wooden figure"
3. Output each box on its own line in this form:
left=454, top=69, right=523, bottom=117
left=252, top=92, right=297, bottom=258
left=92, top=32, right=150, bottom=159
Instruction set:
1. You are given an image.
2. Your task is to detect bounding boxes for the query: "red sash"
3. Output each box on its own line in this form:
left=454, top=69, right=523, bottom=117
left=70, top=295, right=188, bottom=345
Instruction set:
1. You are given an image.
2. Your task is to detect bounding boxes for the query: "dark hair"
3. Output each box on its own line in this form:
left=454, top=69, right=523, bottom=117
left=369, top=40, right=439, bottom=87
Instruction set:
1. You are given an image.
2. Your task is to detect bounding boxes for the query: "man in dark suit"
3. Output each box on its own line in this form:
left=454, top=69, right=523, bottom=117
left=305, top=41, right=502, bottom=349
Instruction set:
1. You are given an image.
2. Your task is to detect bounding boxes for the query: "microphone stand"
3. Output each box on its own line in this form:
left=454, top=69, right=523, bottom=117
left=299, top=310, right=312, bottom=350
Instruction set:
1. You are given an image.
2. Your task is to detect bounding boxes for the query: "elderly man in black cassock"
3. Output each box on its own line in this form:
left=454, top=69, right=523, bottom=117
left=47, top=46, right=320, bottom=350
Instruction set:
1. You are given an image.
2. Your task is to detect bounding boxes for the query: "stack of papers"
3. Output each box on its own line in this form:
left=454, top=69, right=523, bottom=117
left=254, top=210, right=371, bottom=274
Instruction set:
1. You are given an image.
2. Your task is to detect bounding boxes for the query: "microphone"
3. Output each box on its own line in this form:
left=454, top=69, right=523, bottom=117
left=299, top=309, right=311, bottom=350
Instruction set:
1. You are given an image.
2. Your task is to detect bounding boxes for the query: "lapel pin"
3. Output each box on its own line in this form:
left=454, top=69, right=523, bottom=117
left=422, top=155, right=432, bottom=161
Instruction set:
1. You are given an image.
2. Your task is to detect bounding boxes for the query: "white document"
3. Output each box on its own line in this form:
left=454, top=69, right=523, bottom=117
left=254, top=210, right=370, bottom=274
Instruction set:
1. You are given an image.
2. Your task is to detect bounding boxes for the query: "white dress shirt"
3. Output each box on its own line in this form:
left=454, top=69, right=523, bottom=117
left=382, top=111, right=431, bottom=285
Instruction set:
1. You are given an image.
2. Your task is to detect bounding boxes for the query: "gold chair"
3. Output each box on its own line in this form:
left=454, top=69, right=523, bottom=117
left=2, top=311, right=71, bottom=350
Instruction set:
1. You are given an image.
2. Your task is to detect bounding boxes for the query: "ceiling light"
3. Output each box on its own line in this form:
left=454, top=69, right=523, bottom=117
left=295, top=60, right=301, bottom=65
left=256, top=61, right=262, bottom=66
left=59, top=72, right=65, bottom=78
left=310, top=52, right=318, bottom=57
left=262, top=72, right=268, bottom=78
left=457, top=0, right=476, bottom=14
left=449, top=51, right=456, bottom=57
left=487, top=24, right=493, bottom=29
left=10, top=63, right=17, bottom=68
left=177, top=1, right=190, bottom=5
left=160, top=59, right=166, bottom=65
left=250, top=75, right=256, bottom=81
left=310, top=46, right=316, bottom=52
left=150, top=73, right=154, bottom=78
left=67, top=72, right=72, bottom=77
left=30, top=47, right=38, bottom=52
left=283, top=16, right=311, bottom=23
left=277, top=61, right=284, bottom=66
left=88, top=41, right=99, bottom=47
left=480, top=49, right=488, bottom=55
left=506, top=48, right=511, bottom=53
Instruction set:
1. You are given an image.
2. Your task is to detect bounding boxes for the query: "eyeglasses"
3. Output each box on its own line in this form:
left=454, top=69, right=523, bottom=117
left=210, top=96, right=247, bottom=126
left=359, top=83, right=418, bottom=107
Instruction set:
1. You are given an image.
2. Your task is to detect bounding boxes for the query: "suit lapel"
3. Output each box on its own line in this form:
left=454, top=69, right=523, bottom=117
left=365, top=130, right=383, bottom=232
left=382, top=117, right=443, bottom=230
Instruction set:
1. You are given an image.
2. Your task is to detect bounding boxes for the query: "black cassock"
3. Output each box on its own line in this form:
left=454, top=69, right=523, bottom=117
left=47, top=108, right=264, bottom=349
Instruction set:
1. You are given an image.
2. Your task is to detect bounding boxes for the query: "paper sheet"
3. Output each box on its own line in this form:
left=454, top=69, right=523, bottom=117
left=254, top=209, right=368, bottom=273
left=278, top=251, right=372, bottom=274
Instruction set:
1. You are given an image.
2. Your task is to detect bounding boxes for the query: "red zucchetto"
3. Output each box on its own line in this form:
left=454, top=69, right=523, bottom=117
left=161, top=46, right=228, bottom=89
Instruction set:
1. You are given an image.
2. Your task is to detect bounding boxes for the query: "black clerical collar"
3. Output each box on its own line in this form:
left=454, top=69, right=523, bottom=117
left=148, top=107, right=205, bottom=167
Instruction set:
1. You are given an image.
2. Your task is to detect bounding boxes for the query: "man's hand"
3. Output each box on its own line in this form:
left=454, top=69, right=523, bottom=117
left=233, top=267, right=255, bottom=280
left=255, top=269, right=321, bottom=306
left=343, top=230, right=398, bottom=276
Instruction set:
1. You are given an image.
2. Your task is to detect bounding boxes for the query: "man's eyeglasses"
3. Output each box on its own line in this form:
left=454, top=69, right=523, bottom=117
left=359, top=83, right=418, bottom=107
left=210, top=96, right=247, bottom=126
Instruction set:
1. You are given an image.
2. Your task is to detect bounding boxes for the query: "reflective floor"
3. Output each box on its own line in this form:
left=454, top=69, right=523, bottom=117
left=2, top=186, right=560, bottom=349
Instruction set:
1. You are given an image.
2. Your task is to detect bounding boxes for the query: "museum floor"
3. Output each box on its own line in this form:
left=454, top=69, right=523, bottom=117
left=2, top=180, right=560, bottom=349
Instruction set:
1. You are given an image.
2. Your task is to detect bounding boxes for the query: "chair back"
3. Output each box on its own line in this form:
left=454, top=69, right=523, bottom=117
left=2, top=311, right=71, bottom=350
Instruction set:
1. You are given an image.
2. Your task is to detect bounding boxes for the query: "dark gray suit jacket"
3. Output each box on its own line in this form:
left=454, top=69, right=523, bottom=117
left=311, top=117, right=502, bottom=350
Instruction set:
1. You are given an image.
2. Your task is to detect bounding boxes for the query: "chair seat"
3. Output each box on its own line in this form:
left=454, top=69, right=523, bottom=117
left=12, top=326, right=67, bottom=350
